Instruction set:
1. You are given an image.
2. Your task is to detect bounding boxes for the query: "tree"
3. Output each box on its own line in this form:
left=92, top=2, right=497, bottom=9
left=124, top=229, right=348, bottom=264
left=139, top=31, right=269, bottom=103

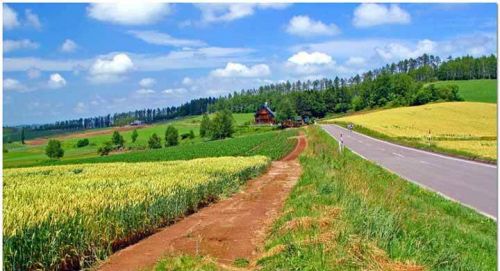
left=45, top=139, right=64, bottom=159
left=276, top=98, right=296, bottom=121
left=189, top=130, right=195, bottom=139
left=209, top=109, right=234, bottom=140
left=131, top=129, right=138, bottom=143
left=148, top=133, right=162, bottom=149
left=165, top=125, right=179, bottom=146
left=200, top=114, right=211, bottom=138
left=76, top=138, right=89, bottom=148
left=111, top=131, right=125, bottom=147
left=21, top=127, right=25, bottom=144
left=97, top=141, right=113, bottom=156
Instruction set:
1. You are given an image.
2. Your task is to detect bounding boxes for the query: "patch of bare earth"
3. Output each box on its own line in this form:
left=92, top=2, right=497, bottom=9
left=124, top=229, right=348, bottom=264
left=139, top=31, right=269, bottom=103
left=97, top=134, right=307, bottom=271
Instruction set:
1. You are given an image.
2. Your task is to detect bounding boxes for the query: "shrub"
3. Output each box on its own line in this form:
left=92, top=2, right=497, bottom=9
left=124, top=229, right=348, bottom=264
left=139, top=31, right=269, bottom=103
left=148, top=133, right=162, bottom=149
left=209, top=109, right=234, bottom=140
left=180, top=133, right=190, bottom=140
left=189, top=130, right=195, bottom=139
left=165, top=126, right=179, bottom=147
left=200, top=114, right=211, bottom=138
left=76, top=138, right=89, bottom=148
left=131, top=129, right=138, bottom=143
left=97, top=141, right=113, bottom=156
left=111, top=131, right=125, bottom=148
left=45, top=140, right=64, bottom=159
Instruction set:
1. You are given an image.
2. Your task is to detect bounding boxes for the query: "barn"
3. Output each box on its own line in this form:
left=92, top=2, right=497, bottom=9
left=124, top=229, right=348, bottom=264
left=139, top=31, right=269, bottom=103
left=254, top=102, right=276, bottom=124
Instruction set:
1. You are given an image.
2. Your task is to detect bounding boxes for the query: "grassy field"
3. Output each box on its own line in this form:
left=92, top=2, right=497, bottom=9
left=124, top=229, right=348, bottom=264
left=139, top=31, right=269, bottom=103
left=4, top=156, right=270, bottom=270
left=257, top=126, right=496, bottom=270
left=3, top=113, right=267, bottom=168
left=430, top=79, right=497, bottom=103
left=328, top=102, right=497, bottom=161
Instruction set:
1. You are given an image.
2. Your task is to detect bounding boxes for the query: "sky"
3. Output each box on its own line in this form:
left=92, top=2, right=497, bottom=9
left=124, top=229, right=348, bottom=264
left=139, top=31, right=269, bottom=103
left=2, top=3, right=497, bottom=125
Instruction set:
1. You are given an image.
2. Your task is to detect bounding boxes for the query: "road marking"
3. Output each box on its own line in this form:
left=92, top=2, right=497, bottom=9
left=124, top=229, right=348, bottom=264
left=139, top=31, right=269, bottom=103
left=393, top=152, right=405, bottom=158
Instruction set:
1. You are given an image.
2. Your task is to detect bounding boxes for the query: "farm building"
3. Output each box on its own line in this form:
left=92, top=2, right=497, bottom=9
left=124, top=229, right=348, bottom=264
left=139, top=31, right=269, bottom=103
left=129, top=120, right=144, bottom=126
left=255, top=102, right=276, bottom=124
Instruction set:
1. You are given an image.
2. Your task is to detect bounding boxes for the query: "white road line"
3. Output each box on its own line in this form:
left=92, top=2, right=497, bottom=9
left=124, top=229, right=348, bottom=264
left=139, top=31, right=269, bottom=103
left=393, top=152, right=405, bottom=158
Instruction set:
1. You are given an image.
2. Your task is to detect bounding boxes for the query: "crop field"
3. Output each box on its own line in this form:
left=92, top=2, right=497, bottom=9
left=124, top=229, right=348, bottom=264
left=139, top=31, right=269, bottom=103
left=3, top=156, right=270, bottom=270
left=5, top=129, right=297, bottom=168
left=430, top=79, right=497, bottom=103
left=3, top=113, right=266, bottom=168
left=329, top=102, right=497, bottom=160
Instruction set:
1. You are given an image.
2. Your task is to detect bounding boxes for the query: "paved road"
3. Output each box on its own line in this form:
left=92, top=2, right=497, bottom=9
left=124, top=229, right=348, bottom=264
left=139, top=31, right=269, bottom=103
left=322, top=124, right=498, bottom=219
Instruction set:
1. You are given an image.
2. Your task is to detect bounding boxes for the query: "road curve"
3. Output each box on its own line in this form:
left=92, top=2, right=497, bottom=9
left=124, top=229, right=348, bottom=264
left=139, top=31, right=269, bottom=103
left=322, top=124, right=497, bottom=219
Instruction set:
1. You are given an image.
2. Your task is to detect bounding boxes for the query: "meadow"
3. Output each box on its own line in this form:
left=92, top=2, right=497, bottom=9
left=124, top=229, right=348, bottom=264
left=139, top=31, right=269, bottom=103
left=4, top=156, right=270, bottom=270
left=257, top=126, right=496, bottom=270
left=430, top=79, right=497, bottom=103
left=329, top=102, right=497, bottom=161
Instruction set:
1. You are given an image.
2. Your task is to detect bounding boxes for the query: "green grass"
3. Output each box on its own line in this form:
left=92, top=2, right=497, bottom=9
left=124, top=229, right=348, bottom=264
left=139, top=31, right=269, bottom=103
left=257, top=126, right=496, bottom=270
left=3, top=113, right=265, bottom=168
left=151, top=255, right=221, bottom=271
left=430, top=79, right=497, bottom=103
left=5, top=130, right=298, bottom=168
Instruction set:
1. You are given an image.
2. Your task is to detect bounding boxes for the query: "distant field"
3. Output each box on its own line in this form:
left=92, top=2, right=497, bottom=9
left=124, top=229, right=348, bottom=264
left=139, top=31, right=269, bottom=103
left=3, top=113, right=260, bottom=168
left=430, top=79, right=497, bottom=103
left=4, top=156, right=269, bottom=270
left=328, top=102, right=497, bottom=161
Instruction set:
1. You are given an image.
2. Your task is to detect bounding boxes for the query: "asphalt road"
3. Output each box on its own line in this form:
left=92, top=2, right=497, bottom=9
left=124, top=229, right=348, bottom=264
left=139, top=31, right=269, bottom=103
left=322, top=124, right=498, bottom=219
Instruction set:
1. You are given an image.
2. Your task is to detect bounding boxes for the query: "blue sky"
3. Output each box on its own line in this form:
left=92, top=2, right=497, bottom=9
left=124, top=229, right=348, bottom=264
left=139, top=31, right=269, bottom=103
left=3, top=3, right=497, bottom=125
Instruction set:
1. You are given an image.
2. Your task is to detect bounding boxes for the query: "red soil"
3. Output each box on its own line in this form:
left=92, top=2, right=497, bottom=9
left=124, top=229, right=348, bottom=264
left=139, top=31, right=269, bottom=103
left=97, top=134, right=307, bottom=271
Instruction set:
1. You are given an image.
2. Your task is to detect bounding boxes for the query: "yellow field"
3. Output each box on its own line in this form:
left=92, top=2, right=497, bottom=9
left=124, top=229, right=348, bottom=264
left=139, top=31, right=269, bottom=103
left=4, top=156, right=269, bottom=270
left=330, top=102, right=497, bottom=159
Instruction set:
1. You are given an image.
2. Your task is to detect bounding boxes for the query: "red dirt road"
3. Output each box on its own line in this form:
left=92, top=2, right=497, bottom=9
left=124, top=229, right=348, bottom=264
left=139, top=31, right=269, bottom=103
left=98, top=134, right=307, bottom=271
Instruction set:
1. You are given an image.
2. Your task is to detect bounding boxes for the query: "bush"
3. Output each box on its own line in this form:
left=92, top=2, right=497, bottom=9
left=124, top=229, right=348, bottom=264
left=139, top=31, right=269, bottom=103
left=148, top=133, right=162, bottom=149
left=165, top=126, right=179, bottom=147
left=200, top=114, right=211, bottom=138
left=189, top=130, right=195, bottom=139
left=111, top=131, right=125, bottom=147
left=45, top=139, right=64, bottom=159
left=131, top=129, right=138, bottom=143
left=209, top=110, right=234, bottom=140
left=76, top=138, right=89, bottom=148
left=97, top=141, right=113, bottom=156
left=180, top=133, right=190, bottom=140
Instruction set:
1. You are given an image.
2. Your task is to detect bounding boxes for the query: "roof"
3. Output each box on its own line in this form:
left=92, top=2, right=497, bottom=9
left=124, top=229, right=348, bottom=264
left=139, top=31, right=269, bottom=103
left=255, top=104, right=276, bottom=118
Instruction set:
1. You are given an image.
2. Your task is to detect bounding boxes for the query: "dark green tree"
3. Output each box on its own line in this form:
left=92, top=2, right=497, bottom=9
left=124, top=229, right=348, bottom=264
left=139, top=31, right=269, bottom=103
left=200, top=114, right=211, bottom=138
left=111, top=131, right=125, bottom=147
left=148, top=133, right=162, bottom=149
left=209, top=110, right=234, bottom=140
left=131, top=129, right=138, bottom=143
left=97, top=141, right=113, bottom=156
left=45, top=139, right=64, bottom=159
left=276, top=98, right=296, bottom=121
left=189, top=130, right=195, bottom=139
left=21, top=127, right=25, bottom=145
left=165, top=125, right=179, bottom=146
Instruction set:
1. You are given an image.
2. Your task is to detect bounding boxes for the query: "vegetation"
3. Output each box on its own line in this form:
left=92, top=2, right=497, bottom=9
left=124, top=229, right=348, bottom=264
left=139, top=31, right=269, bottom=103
left=75, top=138, right=89, bottom=148
left=4, top=156, right=270, bottom=270
left=329, top=102, right=497, bottom=161
left=151, top=255, right=220, bottom=271
left=131, top=129, right=139, bottom=143
left=165, top=125, right=179, bottom=147
left=45, top=139, right=64, bottom=159
left=431, top=79, right=497, bottom=103
left=258, top=126, right=496, bottom=270
left=111, top=131, right=125, bottom=148
left=200, top=114, right=210, bottom=138
left=97, top=141, right=113, bottom=156
left=148, top=133, right=162, bottom=149
left=209, top=110, right=235, bottom=140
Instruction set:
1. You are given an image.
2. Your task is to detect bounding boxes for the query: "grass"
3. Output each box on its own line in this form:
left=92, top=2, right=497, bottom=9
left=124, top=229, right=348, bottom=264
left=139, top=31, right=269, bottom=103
left=257, top=126, right=496, bottom=270
left=327, top=102, right=497, bottom=162
left=429, top=79, right=497, bottom=103
left=151, top=255, right=220, bottom=271
left=3, top=113, right=272, bottom=168
left=5, top=129, right=298, bottom=168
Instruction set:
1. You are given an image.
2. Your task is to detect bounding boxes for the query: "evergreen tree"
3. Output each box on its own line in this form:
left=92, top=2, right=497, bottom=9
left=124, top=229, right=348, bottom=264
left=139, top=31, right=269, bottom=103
left=131, top=129, right=138, bottom=143
left=45, top=139, right=64, bottom=159
left=111, top=131, right=125, bottom=147
left=21, top=127, right=25, bottom=144
left=200, top=114, right=211, bottom=138
left=165, top=125, right=179, bottom=146
left=148, top=133, right=162, bottom=149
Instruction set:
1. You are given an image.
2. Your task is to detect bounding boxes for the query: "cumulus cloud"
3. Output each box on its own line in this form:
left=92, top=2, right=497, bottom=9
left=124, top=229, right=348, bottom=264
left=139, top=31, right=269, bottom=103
left=4, top=39, right=39, bottom=53
left=48, top=73, right=67, bottom=88
left=3, top=4, right=20, bottom=30
left=163, top=88, right=187, bottom=95
left=182, top=77, right=193, bottom=85
left=139, top=77, right=156, bottom=88
left=375, top=39, right=436, bottom=61
left=88, top=53, right=134, bottom=83
left=87, top=3, right=171, bottom=25
left=60, top=39, right=78, bottom=53
left=353, top=4, right=410, bottom=28
left=288, top=51, right=333, bottom=65
left=210, top=62, right=271, bottom=78
left=128, top=30, right=206, bottom=47
left=25, top=9, right=41, bottom=29
left=286, top=15, right=340, bottom=37
left=196, top=3, right=289, bottom=23
left=3, top=78, right=27, bottom=91
left=136, top=88, right=156, bottom=94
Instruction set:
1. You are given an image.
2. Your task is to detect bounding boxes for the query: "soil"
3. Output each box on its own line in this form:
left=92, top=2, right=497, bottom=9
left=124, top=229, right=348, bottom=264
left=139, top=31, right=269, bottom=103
left=97, top=134, right=307, bottom=271
left=25, top=125, right=149, bottom=146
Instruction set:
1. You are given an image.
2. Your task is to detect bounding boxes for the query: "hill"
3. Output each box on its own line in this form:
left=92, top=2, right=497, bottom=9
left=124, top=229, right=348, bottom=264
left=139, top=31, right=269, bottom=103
left=429, top=79, right=497, bottom=103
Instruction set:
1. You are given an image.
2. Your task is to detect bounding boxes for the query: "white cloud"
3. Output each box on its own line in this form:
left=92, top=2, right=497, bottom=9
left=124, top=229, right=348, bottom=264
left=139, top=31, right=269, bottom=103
left=375, top=39, right=436, bottom=61
left=139, top=77, right=156, bottom=88
left=286, top=15, right=340, bottom=37
left=345, top=57, right=366, bottom=67
left=211, top=62, right=271, bottom=78
left=288, top=51, right=333, bottom=65
left=3, top=5, right=20, bottom=30
left=87, top=3, right=171, bottom=25
left=196, top=3, right=289, bottom=23
left=353, top=4, right=410, bottom=28
left=4, top=39, right=39, bottom=53
left=25, top=9, right=41, bottom=29
left=182, top=77, right=193, bottom=85
left=48, top=73, right=67, bottom=88
left=128, top=30, right=206, bottom=47
left=88, top=53, right=134, bottom=83
left=136, top=88, right=156, bottom=94
left=163, top=88, right=187, bottom=95
left=3, top=78, right=27, bottom=91
left=27, top=68, right=41, bottom=79
left=60, top=39, right=78, bottom=53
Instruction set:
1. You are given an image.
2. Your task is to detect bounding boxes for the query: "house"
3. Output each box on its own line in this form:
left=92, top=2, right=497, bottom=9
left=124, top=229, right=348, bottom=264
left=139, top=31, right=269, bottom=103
left=254, top=102, right=276, bottom=124
left=129, top=120, right=144, bottom=126
left=282, top=116, right=305, bottom=128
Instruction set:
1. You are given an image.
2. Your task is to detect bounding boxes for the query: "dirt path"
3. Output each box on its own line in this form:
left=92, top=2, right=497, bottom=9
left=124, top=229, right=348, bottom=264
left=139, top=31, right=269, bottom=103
left=98, top=134, right=307, bottom=271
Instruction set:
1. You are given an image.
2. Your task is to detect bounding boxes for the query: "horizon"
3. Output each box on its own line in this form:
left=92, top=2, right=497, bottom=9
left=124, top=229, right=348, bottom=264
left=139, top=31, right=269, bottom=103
left=3, top=3, right=497, bottom=126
